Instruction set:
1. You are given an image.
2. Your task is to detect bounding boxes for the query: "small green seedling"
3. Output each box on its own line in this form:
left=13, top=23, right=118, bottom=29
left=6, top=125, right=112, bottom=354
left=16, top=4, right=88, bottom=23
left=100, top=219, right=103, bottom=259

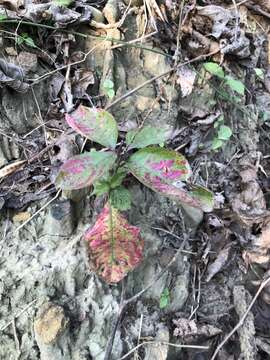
left=55, top=105, right=214, bottom=283
left=203, top=62, right=245, bottom=95
left=254, top=68, right=264, bottom=80
left=102, top=79, right=115, bottom=99
left=212, top=115, right=232, bottom=150
left=159, top=288, right=170, bottom=309
left=16, top=33, right=36, bottom=48
left=53, top=0, right=74, bottom=6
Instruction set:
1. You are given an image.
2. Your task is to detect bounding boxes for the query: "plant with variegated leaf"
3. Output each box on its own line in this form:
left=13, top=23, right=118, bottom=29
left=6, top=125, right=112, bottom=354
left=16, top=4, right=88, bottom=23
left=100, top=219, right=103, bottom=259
left=55, top=105, right=214, bottom=283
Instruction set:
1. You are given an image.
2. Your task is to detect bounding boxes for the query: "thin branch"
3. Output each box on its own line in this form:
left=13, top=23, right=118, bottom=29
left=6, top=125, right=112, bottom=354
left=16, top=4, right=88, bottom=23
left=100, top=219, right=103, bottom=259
left=0, top=299, right=38, bottom=332
left=14, top=190, right=61, bottom=233
left=210, top=276, right=270, bottom=360
left=105, top=48, right=220, bottom=111
left=119, top=341, right=209, bottom=360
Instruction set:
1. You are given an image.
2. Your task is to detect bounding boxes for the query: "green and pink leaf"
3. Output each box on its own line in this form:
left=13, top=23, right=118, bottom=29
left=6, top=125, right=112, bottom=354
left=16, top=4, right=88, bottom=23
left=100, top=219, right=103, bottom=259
left=66, top=105, right=118, bottom=148
left=85, top=205, right=144, bottom=283
left=55, top=151, right=116, bottom=190
left=128, top=147, right=213, bottom=211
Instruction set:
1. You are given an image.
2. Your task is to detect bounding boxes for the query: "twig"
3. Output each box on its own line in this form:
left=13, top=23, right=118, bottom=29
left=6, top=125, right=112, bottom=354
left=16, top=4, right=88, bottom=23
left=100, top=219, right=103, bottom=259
left=105, top=48, right=220, bottom=111
left=210, top=276, right=270, bottom=360
left=119, top=341, right=209, bottom=360
left=12, top=318, right=21, bottom=360
left=0, top=299, right=38, bottom=332
left=14, top=189, right=61, bottom=233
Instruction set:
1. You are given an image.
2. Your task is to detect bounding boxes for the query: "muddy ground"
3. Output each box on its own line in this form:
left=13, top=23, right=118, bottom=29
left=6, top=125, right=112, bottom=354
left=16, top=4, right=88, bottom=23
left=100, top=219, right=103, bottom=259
left=0, top=0, right=270, bottom=359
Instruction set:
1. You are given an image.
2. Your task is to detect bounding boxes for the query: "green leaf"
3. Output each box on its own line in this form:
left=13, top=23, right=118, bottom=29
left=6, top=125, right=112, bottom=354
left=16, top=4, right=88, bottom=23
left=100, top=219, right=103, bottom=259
left=55, top=151, right=117, bottom=190
left=254, top=68, right=264, bottom=80
left=102, top=79, right=115, bottom=99
left=218, top=125, right=232, bottom=140
left=85, top=204, right=143, bottom=283
left=212, top=138, right=223, bottom=150
left=214, top=115, right=224, bottom=129
left=126, top=125, right=170, bottom=149
left=110, top=186, right=131, bottom=211
left=203, top=62, right=225, bottom=79
left=103, top=79, right=114, bottom=89
left=109, top=168, right=127, bottom=189
left=92, top=180, right=110, bottom=196
left=66, top=105, right=118, bottom=149
left=225, top=76, right=245, bottom=95
left=53, top=0, right=74, bottom=6
left=159, top=288, right=170, bottom=309
left=16, top=36, right=24, bottom=46
left=107, top=88, right=115, bottom=99
left=24, top=36, right=36, bottom=48
left=189, top=185, right=214, bottom=212
left=0, top=14, right=8, bottom=21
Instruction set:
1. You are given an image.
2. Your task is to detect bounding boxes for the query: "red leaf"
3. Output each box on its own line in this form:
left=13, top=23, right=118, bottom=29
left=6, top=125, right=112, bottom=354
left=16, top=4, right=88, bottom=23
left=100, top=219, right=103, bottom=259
left=55, top=151, right=116, bottom=190
left=85, top=205, right=144, bottom=283
left=66, top=105, right=118, bottom=148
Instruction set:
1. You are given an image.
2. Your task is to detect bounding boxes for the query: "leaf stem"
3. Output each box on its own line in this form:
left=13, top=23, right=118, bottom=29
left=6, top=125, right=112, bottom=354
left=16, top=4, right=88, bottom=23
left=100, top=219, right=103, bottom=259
left=108, top=201, right=115, bottom=263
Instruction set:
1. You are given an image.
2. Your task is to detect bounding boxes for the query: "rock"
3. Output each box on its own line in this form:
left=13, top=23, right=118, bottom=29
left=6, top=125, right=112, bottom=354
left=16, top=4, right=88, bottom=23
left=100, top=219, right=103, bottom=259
left=123, top=0, right=143, bottom=5
left=0, top=82, right=49, bottom=134
left=34, top=302, right=69, bottom=344
left=42, top=199, right=75, bottom=238
left=88, top=6, right=105, bottom=23
left=144, top=324, right=170, bottom=360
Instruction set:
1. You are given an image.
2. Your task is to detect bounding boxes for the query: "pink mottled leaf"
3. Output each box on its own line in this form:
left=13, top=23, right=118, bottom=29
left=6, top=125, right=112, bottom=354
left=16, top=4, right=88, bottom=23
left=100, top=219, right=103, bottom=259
left=128, top=147, right=212, bottom=211
left=85, top=205, right=144, bottom=283
left=66, top=105, right=118, bottom=148
left=55, top=151, right=117, bottom=190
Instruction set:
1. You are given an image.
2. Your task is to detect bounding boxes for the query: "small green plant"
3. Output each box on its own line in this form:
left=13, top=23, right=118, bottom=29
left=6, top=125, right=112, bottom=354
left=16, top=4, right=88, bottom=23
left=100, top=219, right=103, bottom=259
left=53, top=0, right=74, bottom=6
left=16, top=33, right=36, bottom=48
left=203, top=62, right=245, bottom=95
left=254, top=68, right=264, bottom=80
left=212, top=115, right=232, bottom=150
left=102, top=79, right=115, bottom=99
left=55, top=106, right=214, bottom=283
left=159, top=288, right=170, bottom=309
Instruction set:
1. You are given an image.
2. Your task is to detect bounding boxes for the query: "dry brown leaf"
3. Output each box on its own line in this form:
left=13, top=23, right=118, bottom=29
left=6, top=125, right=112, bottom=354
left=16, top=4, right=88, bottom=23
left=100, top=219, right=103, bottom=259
left=0, top=160, right=26, bottom=179
left=173, top=318, right=221, bottom=339
left=13, top=211, right=31, bottom=223
left=176, top=66, right=196, bottom=97
left=205, top=245, right=231, bottom=282
left=0, top=0, right=24, bottom=11
left=243, top=221, right=270, bottom=265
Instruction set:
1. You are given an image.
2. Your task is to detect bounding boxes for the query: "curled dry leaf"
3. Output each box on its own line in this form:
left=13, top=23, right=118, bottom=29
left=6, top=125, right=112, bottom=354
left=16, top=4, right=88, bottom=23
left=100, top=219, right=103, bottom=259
left=205, top=245, right=231, bottom=282
left=176, top=65, right=196, bottom=97
left=66, top=105, right=118, bottom=149
left=1, top=2, right=92, bottom=27
left=173, top=317, right=221, bottom=339
left=243, top=220, right=270, bottom=265
left=0, top=0, right=24, bottom=11
left=0, top=59, right=29, bottom=93
left=71, top=68, right=95, bottom=99
left=231, top=180, right=267, bottom=226
left=85, top=205, right=144, bottom=283
left=55, top=151, right=116, bottom=190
